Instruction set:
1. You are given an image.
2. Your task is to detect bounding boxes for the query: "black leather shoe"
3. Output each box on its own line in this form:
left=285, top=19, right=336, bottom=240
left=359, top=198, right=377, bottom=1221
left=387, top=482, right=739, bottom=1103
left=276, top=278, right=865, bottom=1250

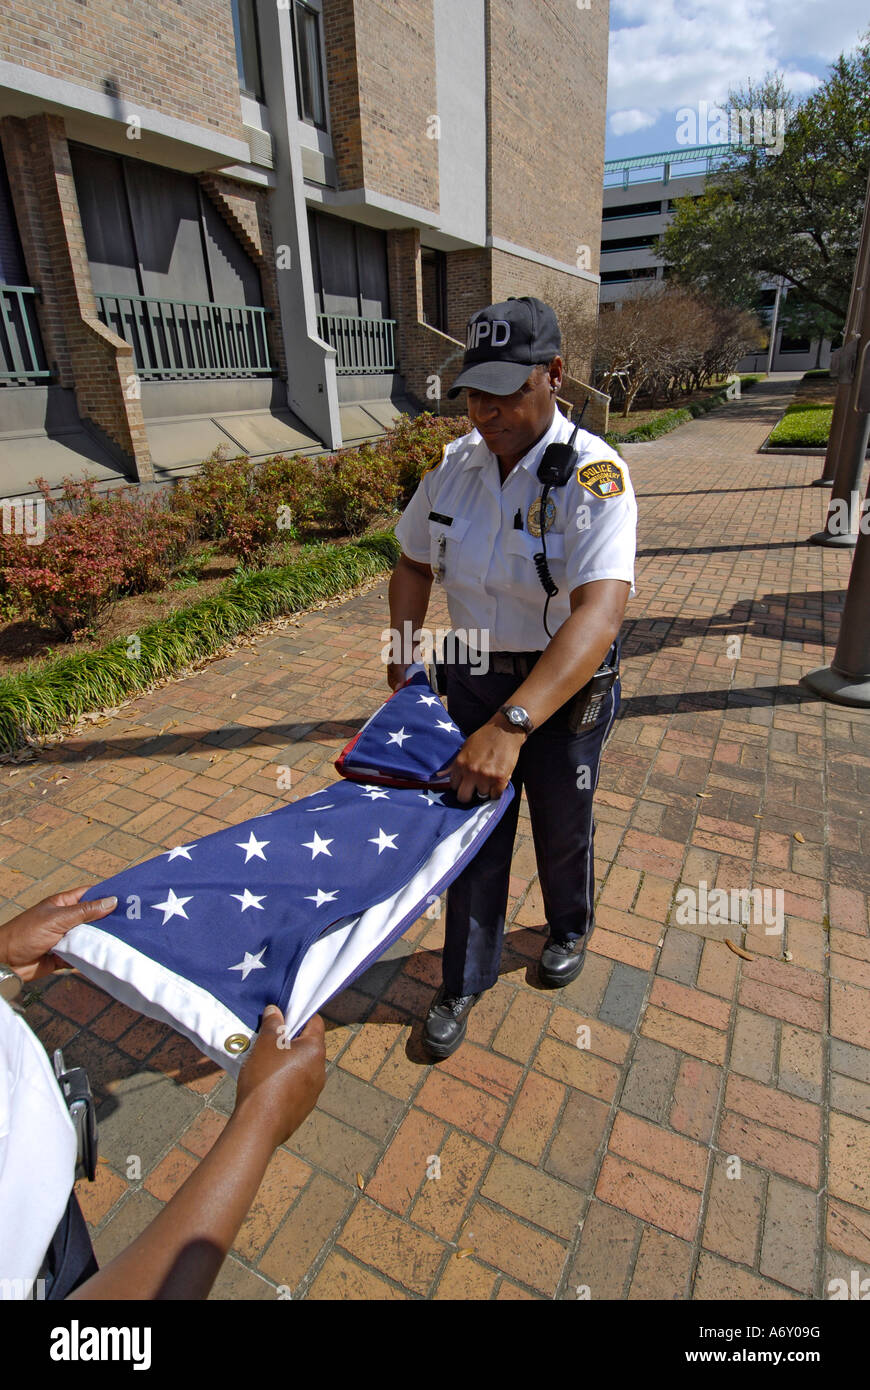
left=422, top=986, right=482, bottom=1060
left=539, top=935, right=588, bottom=987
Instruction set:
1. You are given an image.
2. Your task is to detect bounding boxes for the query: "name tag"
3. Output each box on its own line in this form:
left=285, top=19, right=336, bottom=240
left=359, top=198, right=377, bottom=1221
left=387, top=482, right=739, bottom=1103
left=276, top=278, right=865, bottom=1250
left=428, top=511, right=454, bottom=526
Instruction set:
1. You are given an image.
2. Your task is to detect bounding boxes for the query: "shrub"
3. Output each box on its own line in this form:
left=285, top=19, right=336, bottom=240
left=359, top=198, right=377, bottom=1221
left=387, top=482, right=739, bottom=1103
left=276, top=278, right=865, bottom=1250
left=318, top=443, right=402, bottom=534
left=379, top=412, right=471, bottom=498
left=0, top=477, right=193, bottom=638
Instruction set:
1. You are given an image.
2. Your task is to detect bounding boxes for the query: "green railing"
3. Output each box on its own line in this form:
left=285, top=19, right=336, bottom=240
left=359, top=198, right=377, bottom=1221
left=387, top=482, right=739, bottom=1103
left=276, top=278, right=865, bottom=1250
left=318, top=313, right=396, bottom=375
left=96, top=294, right=273, bottom=379
left=0, top=286, right=51, bottom=383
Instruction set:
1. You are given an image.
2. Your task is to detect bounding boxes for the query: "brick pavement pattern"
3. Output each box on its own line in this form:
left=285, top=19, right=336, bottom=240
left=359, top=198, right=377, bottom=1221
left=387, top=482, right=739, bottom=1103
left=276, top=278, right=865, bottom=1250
left=3, top=376, right=869, bottom=1300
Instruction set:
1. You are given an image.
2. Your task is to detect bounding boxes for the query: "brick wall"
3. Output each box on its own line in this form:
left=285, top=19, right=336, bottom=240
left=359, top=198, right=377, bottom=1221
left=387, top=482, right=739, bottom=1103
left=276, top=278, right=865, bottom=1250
left=490, top=247, right=599, bottom=383
left=387, top=228, right=464, bottom=414
left=0, top=113, right=152, bottom=479
left=0, top=0, right=243, bottom=141
left=199, top=173, right=287, bottom=383
left=444, top=249, right=492, bottom=342
left=322, top=0, right=439, bottom=212
left=487, top=0, right=609, bottom=269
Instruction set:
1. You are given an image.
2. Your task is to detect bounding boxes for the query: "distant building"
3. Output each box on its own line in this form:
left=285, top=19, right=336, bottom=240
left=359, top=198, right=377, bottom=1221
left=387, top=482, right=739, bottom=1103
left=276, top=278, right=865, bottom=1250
left=0, top=0, right=607, bottom=493
left=599, top=146, right=835, bottom=374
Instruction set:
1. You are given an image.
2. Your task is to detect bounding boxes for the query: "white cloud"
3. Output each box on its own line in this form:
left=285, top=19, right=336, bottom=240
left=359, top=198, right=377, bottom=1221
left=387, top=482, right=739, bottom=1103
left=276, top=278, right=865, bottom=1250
left=607, top=0, right=867, bottom=133
left=609, top=108, right=658, bottom=137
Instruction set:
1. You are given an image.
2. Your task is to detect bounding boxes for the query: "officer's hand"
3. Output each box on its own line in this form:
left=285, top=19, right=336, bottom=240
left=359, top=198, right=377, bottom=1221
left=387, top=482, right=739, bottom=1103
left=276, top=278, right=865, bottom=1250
left=0, top=887, right=119, bottom=981
left=439, top=722, right=523, bottom=803
left=233, top=1008, right=326, bottom=1150
left=387, top=662, right=410, bottom=692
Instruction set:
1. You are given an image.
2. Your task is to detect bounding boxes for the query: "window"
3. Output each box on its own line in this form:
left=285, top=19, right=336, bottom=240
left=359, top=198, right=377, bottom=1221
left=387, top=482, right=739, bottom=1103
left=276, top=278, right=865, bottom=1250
left=232, top=0, right=264, bottom=101
left=421, top=248, right=447, bottom=332
left=602, top=199, right=661, bottom=221
left=294, top=2, right=327, bottom=129
left=601, top=235, right=659, bottom=254
left=599, top=267, right=658, bottom=284
left=308, top=210, right=390, bottom=319
left=0, top=145, right=27, bottom=286
left=70, top=144, right=264, bottom=307
left=779, top=335, right=811, bottom=354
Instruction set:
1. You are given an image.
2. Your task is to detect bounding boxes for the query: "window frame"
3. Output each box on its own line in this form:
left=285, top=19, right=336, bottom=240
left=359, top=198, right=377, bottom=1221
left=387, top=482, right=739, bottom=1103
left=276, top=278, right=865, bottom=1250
left=293, top=0, right=328, bottom=132
left=231, top=0, right=265, bottom=102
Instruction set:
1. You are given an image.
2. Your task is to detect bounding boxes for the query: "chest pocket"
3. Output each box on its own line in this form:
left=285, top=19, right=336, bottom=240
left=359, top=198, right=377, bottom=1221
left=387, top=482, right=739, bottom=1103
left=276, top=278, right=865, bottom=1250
left=428, top=516, right=471, bottom=583
left=503, top=529, right=566, bottom=563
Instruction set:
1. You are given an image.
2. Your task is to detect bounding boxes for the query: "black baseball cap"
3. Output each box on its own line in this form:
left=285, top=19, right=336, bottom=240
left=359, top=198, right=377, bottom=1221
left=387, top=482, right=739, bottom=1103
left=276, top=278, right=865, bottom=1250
left=446, top=297, right=562, bottom=398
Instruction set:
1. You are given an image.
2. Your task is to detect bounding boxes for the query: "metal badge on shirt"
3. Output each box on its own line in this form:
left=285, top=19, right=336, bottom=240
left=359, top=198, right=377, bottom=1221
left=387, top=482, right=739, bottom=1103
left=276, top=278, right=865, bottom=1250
left=526, top=497, right=556, bottom=536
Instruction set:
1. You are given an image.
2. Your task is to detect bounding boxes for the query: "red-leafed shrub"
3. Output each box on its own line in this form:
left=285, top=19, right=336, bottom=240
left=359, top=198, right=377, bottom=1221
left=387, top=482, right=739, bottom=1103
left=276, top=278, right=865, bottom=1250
left=0, top=476, right=193, bottom=637
left=318, top=443, right=402, bottom=535
left=380, top=411, right=471, bottom=498
left=171, top=449, right=325, bottom=559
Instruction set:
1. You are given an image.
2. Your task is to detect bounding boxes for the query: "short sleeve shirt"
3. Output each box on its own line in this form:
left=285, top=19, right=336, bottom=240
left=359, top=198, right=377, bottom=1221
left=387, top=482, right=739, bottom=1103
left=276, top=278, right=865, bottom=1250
left=0, top=998, right=77, bottom=1292
left=394, top=408, right=637, bottom=651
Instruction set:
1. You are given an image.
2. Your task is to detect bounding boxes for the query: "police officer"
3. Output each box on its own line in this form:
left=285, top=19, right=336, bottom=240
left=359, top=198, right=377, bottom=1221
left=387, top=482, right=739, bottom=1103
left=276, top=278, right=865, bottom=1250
left=388, top=297, right=637, bottom=1059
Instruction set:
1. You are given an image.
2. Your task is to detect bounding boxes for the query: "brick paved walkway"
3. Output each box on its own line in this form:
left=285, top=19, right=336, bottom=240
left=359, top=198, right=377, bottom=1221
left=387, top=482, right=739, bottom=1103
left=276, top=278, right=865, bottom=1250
left=4, top=375, right=869, bottom=1300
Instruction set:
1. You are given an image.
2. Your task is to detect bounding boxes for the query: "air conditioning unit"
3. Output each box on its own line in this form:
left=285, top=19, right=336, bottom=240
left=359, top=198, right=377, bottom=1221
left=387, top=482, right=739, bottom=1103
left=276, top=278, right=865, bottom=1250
left=243, top=124, right=274, bottom=169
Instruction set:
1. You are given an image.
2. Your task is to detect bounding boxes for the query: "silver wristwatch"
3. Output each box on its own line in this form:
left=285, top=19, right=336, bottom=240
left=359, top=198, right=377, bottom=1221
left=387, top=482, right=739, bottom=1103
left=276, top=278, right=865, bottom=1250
left=0, top=963, right=22, bottom=1003
left=499, top=704, right=534, bottom=734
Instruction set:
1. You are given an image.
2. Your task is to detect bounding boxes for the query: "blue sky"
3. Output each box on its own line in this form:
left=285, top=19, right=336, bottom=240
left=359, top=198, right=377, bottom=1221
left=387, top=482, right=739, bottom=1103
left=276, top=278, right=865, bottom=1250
left=605, top=0, right=868, bottom=161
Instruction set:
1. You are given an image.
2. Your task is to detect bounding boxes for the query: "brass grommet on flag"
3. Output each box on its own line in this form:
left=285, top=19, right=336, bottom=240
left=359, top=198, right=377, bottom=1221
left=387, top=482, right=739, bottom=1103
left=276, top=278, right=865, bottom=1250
left=224, top=1034, right=250, bottom=1054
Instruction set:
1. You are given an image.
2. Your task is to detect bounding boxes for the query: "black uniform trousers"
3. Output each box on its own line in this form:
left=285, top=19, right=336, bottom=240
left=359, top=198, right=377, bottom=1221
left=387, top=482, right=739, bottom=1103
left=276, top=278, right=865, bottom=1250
left=441, top=642, right=620, bottom=998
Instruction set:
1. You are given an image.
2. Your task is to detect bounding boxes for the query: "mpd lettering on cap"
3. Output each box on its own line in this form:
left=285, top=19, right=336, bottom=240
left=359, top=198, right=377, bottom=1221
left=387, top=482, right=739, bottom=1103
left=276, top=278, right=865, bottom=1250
left=467, top=319, right=511, bottom=350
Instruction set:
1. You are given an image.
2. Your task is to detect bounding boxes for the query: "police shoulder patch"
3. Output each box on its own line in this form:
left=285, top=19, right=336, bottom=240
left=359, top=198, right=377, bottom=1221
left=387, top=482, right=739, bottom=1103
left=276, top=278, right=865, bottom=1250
left=576, top=458, right=625, bottom=499
left=422, top=444, right=449, bottom=477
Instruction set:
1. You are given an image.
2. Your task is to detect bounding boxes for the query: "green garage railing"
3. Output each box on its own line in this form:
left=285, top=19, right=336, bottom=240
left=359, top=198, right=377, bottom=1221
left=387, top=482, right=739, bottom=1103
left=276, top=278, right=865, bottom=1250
left=96, top=293, right=273, bottom=379
left=0, top=286, right=51, bottom=383
left=318, top=313, right=397, bottom=375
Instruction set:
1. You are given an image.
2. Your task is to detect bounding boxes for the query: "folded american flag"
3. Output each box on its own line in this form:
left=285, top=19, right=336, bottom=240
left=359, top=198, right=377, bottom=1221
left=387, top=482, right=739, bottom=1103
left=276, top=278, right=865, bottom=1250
left=336, top=665, right=463, bottom=787
left=54, top=667, right=511, bottom=1070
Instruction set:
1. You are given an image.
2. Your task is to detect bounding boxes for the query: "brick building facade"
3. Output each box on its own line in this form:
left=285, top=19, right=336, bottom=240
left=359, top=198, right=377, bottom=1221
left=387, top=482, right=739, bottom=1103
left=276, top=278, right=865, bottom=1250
left=0, top=0, right=609, bottom=489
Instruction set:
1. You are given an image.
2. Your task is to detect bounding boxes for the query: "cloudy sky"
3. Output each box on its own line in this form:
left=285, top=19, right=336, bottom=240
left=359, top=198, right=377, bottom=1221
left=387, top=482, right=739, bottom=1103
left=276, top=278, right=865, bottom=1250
left=606, top=0, right=868, bottom=159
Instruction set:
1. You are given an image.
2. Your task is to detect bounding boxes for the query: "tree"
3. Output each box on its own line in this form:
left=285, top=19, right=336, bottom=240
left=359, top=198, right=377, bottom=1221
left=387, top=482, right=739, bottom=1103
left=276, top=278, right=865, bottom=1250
left=539, top=275, right=597, bottom=384
left=593, top=284, right=762, bottom=415
left=659, top=36, right=870, bottom=326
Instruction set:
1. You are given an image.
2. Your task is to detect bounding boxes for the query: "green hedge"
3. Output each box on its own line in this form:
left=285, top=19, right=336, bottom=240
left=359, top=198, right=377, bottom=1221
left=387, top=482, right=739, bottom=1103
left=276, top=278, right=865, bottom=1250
left=0, top=532, right=400, bottom=753
left=605, top=375, right=763, bottom=448
left=766, top=403, right=833, bottom=448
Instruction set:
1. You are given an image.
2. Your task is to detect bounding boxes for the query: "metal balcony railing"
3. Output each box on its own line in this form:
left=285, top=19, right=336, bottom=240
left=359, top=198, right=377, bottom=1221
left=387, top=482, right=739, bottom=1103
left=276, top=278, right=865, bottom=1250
left=0, top=286, right=51, bottom=384
left=318, top=313, right=397, bottom=375
left=96, top=294, right=273, bottom=379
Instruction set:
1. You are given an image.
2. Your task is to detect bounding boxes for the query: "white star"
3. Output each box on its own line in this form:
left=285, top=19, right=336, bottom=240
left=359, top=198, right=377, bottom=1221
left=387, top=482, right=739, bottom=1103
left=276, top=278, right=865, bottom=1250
left=236, top=832, right=269, bottom=863
left=361, top=785, right=390, bottom=800
left=151, top=888, right=193, bottom=925
left=305, top=888, right=340, bottom=908
left=436, top=719, right=459, bottom=733
left=369, top=827, right=399, bottom=854
left=165, top=843, right=196, bottom=862
left=386, top=727, right=411, bottom=747
left=419, top=791, right=445, bottom=806
left=231, top=888, right=267, bottom=912
left=302, top=831, right=333, bottom=859
left=417, top=694, right=441, bottom=707
left=230, top=948, right=267, bottom=980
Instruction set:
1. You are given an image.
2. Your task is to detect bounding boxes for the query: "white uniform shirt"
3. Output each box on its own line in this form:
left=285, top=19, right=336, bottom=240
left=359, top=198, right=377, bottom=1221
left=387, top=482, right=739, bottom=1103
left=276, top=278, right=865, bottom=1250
left=395, top=408, right=637, bottom=652
left=0, top=997, right=77, bottom=1294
